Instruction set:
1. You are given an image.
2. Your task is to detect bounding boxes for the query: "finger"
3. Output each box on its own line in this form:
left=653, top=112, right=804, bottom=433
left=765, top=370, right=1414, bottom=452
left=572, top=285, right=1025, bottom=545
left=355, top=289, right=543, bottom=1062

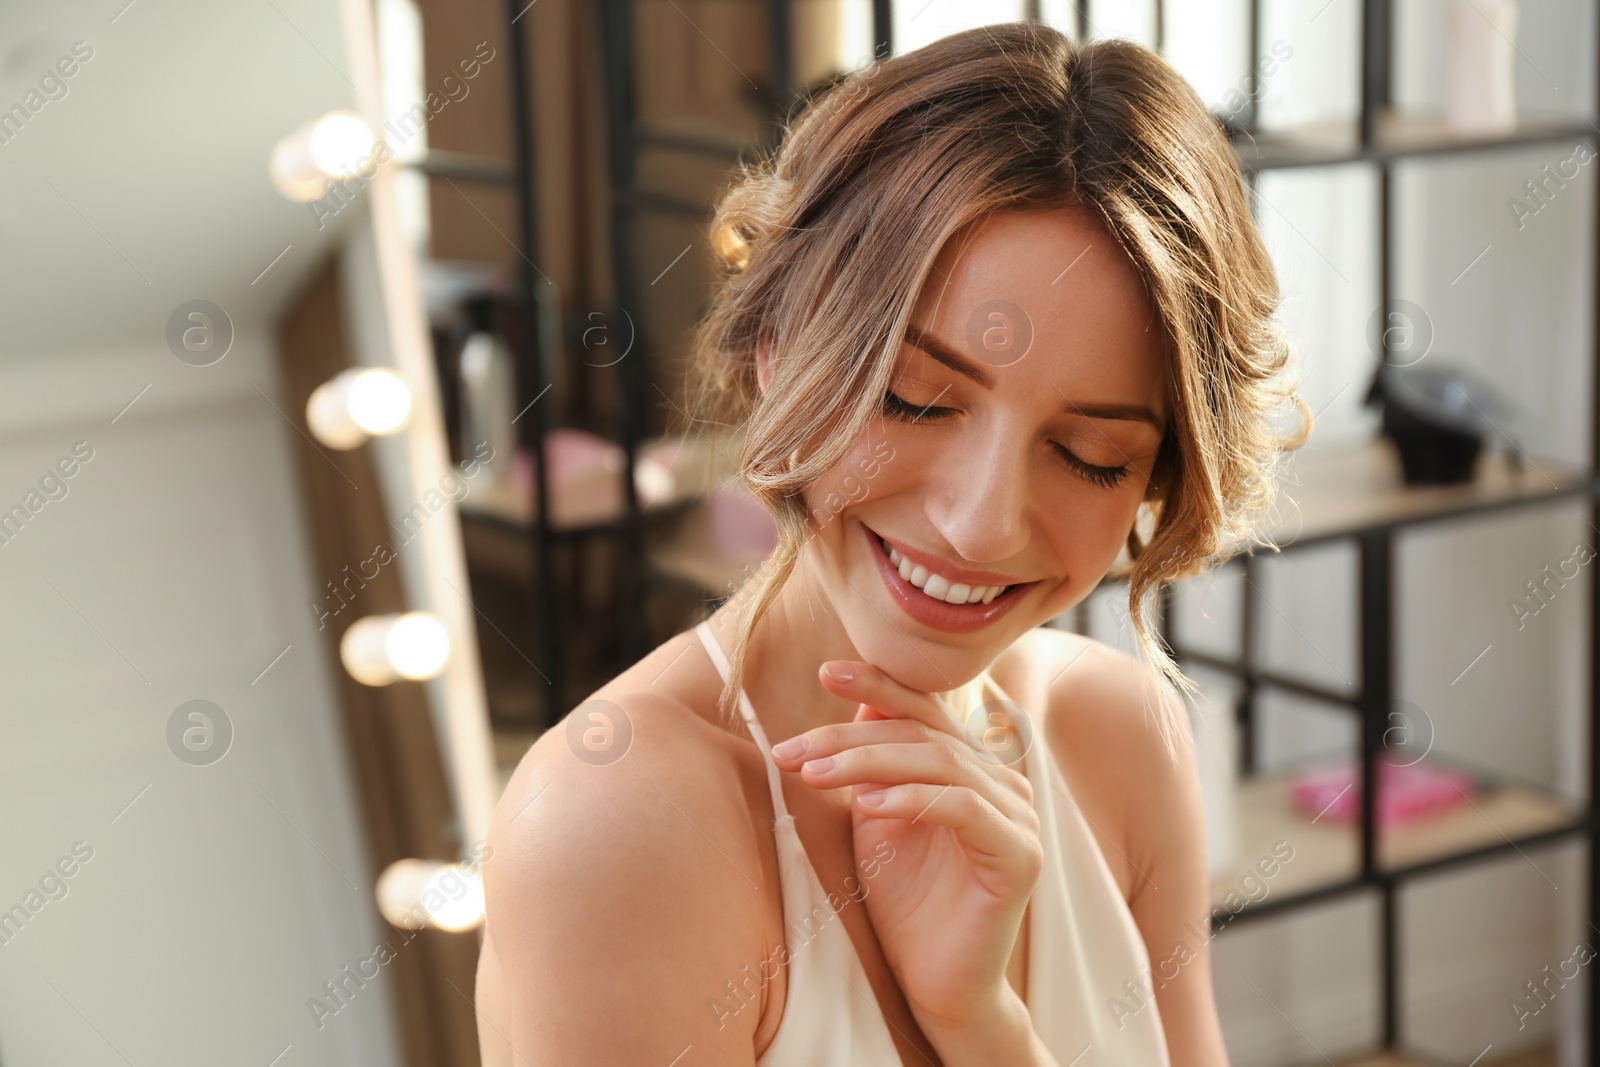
left=818, top=661, right=962, bottom=740
left=800, top=742, right=1031, bottom=822
left=853, top=783, right=1031, bottom=864
left=769, top=718, right=942, bottom=768
left=820, top=662, right=1033, bottom=798
left=855, top=701, right=890, bottom=723
left=818, top=660, right=1037, bottom=777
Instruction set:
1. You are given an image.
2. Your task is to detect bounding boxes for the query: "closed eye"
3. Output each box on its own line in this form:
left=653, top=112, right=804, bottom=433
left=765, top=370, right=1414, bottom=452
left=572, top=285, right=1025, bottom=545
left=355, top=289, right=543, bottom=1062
left=1054, top=445, right=1130, bottom=489
left=880, top=390, right=1132, bottom=489
left=881, top=389, right=954, bottom=423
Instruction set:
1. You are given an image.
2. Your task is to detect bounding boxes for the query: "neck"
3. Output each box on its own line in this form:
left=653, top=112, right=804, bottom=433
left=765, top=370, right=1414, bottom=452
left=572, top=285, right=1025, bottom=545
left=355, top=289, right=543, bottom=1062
left=705, top=542, right=869, bottom=744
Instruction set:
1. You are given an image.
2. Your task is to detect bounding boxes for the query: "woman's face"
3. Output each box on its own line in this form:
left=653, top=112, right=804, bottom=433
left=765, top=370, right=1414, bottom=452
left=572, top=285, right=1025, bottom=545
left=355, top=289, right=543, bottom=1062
left=793, top=204, right=1172, bottom=693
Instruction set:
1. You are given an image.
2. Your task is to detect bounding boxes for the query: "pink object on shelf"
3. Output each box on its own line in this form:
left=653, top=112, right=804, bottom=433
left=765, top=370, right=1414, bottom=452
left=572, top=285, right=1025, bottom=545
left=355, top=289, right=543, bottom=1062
left=500, top=431, right=677, bottom=528
left=1289, top=757, right=1478, bottom=828
left=512, top=429, right=618, bottom=487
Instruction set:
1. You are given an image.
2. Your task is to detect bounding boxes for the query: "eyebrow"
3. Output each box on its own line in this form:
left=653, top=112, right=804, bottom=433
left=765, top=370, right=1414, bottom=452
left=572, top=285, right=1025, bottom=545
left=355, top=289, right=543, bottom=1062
left=902, top=322, right=1166, bottom=428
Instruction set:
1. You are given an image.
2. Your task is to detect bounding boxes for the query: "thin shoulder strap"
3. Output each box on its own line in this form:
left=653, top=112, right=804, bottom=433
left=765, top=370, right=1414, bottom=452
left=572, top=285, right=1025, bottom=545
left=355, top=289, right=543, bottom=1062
left=694, top=621, right=794, bottom=822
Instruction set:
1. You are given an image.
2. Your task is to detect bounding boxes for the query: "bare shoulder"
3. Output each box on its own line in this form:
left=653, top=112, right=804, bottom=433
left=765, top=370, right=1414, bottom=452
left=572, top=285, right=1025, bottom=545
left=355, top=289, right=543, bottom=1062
left=1020, top=626, right=1192, bottom=773
left=482, top=683, right=773, bottom=1064
left=487, top=681, right=771, bottom=916
left=1014, top=627, right=1200, bottom=906
left=489, top=629, right=769, bottom=854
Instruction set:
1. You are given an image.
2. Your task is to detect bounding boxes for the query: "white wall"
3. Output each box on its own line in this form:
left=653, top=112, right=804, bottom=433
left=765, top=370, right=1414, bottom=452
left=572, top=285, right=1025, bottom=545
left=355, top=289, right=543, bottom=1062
left=0, top=327, right=403, bottom=1066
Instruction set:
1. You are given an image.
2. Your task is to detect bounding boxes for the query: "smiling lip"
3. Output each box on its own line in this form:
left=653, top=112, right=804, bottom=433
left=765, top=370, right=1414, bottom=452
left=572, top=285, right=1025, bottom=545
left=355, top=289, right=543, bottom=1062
left=864, top=523, right=1039, bottom=634
left=873, top=529, right=1026, bottom=588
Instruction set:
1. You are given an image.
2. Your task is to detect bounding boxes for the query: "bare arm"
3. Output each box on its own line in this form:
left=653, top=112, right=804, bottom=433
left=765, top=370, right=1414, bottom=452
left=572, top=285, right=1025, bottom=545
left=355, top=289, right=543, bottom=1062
left=481, top=696, right=770, bottom=1067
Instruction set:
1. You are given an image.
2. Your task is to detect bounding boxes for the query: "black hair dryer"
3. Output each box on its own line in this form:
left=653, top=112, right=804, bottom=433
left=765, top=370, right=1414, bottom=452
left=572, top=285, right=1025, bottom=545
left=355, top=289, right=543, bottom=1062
left=1362, top=361, right=1520, bottom=486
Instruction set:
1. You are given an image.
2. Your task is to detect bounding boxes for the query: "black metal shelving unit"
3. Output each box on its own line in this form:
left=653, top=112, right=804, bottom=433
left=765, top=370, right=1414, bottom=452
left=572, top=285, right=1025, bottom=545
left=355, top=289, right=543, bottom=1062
left=399, top=4, right=571, bottom=727
left=499, top=0, right=564, bottom=727
left=1139, top=0, right=1600, bottom=1063
left=406, top=0, right=809, bottom=732
left=466, top=0, right=831, bottom=727
left=1154, top=457, right=1600, bottom=1053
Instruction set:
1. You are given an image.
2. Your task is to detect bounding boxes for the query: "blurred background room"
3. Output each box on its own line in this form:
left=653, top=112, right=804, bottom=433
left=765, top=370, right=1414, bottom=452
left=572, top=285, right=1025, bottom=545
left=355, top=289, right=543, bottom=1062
left=0, top=0, right=1596, bottom=1065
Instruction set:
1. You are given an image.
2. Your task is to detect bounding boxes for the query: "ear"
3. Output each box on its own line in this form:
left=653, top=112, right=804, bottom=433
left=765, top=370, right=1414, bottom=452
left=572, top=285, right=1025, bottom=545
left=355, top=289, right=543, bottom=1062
left=756, top=334, right=774, bottom=396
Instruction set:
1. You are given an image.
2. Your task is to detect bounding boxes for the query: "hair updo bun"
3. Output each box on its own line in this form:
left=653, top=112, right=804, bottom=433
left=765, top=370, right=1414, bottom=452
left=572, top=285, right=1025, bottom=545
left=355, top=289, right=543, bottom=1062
left=709, top=174, right=794, bottom=274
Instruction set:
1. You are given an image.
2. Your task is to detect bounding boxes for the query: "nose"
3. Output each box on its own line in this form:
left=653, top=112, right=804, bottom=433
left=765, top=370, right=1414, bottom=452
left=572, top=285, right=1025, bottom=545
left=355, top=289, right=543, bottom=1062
left=923, top=421, right=1032, bottom=567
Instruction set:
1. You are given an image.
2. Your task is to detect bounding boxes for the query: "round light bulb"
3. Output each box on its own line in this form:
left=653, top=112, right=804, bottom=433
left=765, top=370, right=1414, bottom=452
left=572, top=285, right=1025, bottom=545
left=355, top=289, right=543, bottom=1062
left=340, top=612, right=450, bottom=686
left=308, top=112, right=377, bottom=178
left=422, top=864, right=486, bottom=932
left=270, top=110, right=379, bottom=203
left=376, top=858, right=435, bottom=929
left=375, top=859, right=484, bottom=931
left=347, top=368, right=412, bottom=434
left=306, top=368, right=411, bottom=450
left=386, top=612, right=450, bottom=680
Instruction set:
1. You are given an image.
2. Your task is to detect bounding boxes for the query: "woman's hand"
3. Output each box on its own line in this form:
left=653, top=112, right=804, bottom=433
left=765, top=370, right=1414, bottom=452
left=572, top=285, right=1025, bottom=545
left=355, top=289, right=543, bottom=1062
left=768, top=660, right=1044, bottom=1031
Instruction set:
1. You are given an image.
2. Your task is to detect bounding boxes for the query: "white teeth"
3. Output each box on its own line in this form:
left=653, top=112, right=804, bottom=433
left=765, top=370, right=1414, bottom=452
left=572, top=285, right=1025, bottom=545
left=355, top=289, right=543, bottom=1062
left=885, top=542, right=1011, bottom=606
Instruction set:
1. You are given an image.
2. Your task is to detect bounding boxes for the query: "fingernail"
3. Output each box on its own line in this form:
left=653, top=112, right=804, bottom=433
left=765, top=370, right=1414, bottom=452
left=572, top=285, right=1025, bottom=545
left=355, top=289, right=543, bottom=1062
left=825, top=662, right=856, bottom=682
left=772, top=736, right=808, bottom=760
left=802, top=756, right=835, bottom=774
left=858, top=790, right=887, bottom=807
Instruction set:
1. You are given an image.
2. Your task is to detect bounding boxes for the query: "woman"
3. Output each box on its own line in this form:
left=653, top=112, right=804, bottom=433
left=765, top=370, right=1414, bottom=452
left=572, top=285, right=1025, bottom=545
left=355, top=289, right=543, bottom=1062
left=477, top=21, right=1308, bottom=1067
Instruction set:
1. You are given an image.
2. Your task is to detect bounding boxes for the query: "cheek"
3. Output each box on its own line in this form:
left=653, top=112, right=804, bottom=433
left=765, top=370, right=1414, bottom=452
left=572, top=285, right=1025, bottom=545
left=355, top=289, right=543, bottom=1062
left=801, top=426, right=906, bottom=528
left=1089, top=489, right=1147, bottom=557
left=1040, top=487, right=1146, bottom=582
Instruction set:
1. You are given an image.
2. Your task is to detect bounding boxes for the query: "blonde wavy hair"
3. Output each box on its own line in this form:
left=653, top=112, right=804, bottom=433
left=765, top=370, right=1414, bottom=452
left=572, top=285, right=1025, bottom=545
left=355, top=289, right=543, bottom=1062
left=686, top=21, right=1311, bottom=756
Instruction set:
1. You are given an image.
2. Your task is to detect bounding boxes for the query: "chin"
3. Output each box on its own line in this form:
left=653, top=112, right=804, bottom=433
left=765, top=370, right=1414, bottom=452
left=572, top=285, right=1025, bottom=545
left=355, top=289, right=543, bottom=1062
left=841, top=624, right=997, bottom=698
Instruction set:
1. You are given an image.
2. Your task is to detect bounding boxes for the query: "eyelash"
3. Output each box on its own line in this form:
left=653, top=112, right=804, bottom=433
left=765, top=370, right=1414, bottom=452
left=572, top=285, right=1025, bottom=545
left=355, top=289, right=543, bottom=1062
left=879, top=390, right=1132, bottom=490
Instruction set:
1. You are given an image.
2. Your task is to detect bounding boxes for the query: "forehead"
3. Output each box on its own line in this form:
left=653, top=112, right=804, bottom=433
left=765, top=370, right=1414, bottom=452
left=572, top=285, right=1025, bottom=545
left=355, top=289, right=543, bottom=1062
left=911, top=205, right=1169, bottom=413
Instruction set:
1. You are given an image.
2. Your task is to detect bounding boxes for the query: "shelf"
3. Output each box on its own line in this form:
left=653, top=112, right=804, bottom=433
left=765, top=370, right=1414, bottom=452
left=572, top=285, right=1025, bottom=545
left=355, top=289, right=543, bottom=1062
left=418, top=258, right=518, bottom=325
left=1173, top=649, right=1357, bottom=709
left=459, top=479, right=701, bottom=540
left=632, top=117, right=748, bottom=161
left=613, top=185, right=712, bottom=218
left=1209, top=763, right=1584, bottom=917
left=630, top=91, right=1596, bottom=178
left=1259, top=437, right=1594, bottom=550
left=411, top=148, right=516, bottom=185
left=1332, top=1042, right=1555, bottom=1067
left=1232, top=110, right=1598, bottom=172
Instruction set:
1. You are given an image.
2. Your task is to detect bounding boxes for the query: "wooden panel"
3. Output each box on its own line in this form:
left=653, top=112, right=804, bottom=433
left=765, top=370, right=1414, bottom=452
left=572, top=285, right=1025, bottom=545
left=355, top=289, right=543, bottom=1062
left=427, top=176, right=520, bottom=268
left=413, top=0, right=513, bottom=162
left=412, top=0, right=605, bottom=293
